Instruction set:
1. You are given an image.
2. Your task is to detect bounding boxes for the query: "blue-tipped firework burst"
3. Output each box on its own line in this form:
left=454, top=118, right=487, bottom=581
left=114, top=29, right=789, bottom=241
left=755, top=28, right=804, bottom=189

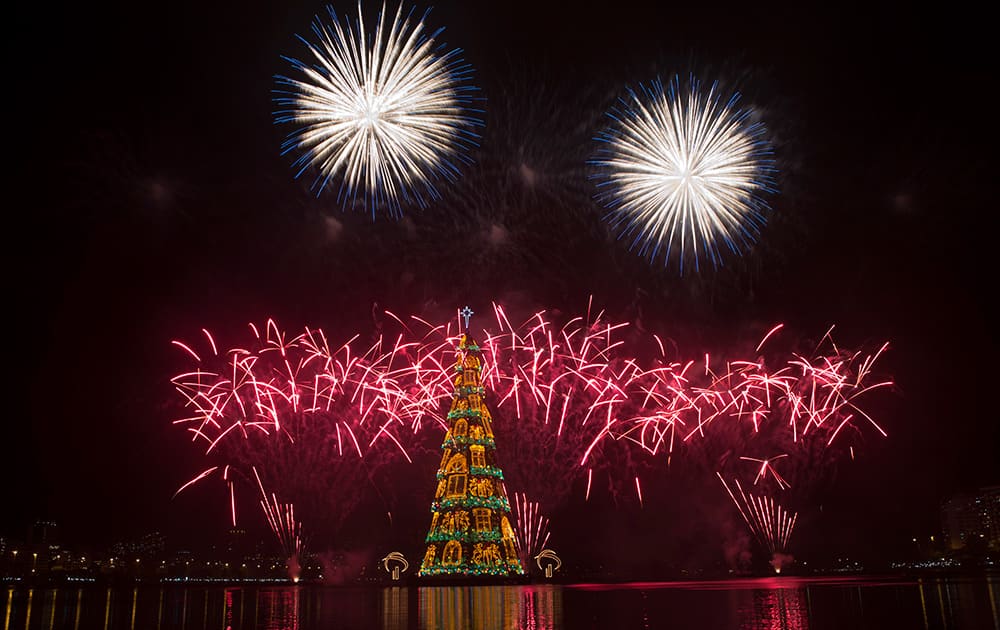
left=592, top=76, right=776, bottom=273
left=274, top=2, right=481, bottom=217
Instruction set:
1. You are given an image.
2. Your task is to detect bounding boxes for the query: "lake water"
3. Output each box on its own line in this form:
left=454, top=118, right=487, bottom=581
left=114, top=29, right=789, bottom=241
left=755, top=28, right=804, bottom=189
left=2, top=575, right=997, bottom=629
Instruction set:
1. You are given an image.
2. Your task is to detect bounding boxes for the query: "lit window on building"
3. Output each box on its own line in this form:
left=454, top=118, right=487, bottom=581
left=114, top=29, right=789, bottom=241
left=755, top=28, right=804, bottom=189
left=473, top=508, right=491, bottom=532
left=470, top=445, right=485, bottom=468
left=442, top=540, right=462, bottom=566
left=446, top=474, right=467, bottom=497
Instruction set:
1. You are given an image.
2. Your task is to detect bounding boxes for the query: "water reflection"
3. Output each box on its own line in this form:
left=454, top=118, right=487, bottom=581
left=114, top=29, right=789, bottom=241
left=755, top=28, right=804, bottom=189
left=256, top=588, right=300, bottom=630
left=918, top=575, right=1000, bottom=630
left=417, top=585, right=562, bottom=630
left=381, top=587, right=408, bottom=630
left=739, top=588, right=808, bottom=630
left=73, top=589, right=81, bottom=630
left=0, top=575, right=996, bottom=629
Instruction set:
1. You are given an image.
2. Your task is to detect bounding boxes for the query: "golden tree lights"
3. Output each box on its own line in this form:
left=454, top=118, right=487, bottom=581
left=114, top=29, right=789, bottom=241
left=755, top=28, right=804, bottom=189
left=418, top=323, right=524, bottom=577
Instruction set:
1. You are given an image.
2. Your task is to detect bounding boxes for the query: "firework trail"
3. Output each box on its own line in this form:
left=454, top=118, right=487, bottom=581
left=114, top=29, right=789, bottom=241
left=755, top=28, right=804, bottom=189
left=274, top=2, right=480, bottom=216
left=718, top=473, right=797, bottom=555
left=170, top=319, right=442, bottom=546
left=638, top=325, right=891, bottom=567
left=592, top=75, right=776, bottom=273
left=481, top=304, right=647, bottom=510
left=622, top=323, right=892, bottom=481
left=739, top=454, right=790, bottom=490
left=513, top=492, right=551, bottom=573
left=254, top=467, right=304, bottom=577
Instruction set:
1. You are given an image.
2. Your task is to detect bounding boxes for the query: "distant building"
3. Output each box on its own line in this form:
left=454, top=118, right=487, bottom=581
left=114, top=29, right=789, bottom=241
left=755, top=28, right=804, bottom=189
left=225, top=528, right=249, bottom=560
left=110, top=532, right=166, bottom=559
left=941, top=486, right=1000, bottom=551
left=31, top=520, right=59, bottom=546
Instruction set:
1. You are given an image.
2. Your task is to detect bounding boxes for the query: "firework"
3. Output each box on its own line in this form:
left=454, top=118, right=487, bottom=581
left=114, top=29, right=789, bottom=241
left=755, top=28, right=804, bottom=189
left=718, top=473, right=797, bottom=554
left=739, top=454, right=790, bottom=490
left=254, top=467, right=304, bottom=571
left=274, top=2, right=480, bottom=215
left=170, top=320, right=442, bottom=546
left=592, top=75, right=776, bottom=272
left=513, top=492, right=551, bottom=572
left=481, top=304, right=644, bottom=510
left=622, top=324, right=892, bottom=480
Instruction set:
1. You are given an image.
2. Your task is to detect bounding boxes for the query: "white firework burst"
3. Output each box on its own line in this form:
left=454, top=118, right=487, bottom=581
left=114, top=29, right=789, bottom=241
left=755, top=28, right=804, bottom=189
left=274, top=3, right=480, bottom=216
left=592, top=76, right=776, bottom=272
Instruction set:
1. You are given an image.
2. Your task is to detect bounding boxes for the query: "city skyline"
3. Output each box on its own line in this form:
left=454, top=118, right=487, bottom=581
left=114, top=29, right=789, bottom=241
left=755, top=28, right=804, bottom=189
left=5, top=480, right=997, bottom=583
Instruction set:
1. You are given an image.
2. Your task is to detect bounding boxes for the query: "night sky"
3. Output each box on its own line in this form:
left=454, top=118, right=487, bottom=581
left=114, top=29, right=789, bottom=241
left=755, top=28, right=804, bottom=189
left=6, top=1, right=995, bottom=569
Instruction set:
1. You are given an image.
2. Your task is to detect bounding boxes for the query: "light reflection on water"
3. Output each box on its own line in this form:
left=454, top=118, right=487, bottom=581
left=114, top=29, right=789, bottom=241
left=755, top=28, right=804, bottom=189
left=412, top=585, right=562, bottom=630
left=738, top=588, right=809, bottom=630
left=0, top=575, right=996, bottom=629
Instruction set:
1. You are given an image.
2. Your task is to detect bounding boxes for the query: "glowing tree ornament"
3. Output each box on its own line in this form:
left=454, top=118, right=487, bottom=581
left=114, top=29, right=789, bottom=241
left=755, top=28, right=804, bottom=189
left=592, top=75, right=776, bottom=272
left=418, top=309, right=524, bottom=577
left=274, top=2, right=481, bottom=216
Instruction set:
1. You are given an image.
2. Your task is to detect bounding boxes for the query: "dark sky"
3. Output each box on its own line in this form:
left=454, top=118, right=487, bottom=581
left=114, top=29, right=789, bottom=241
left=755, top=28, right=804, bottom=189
left=5, top=1, right=995, bottom=567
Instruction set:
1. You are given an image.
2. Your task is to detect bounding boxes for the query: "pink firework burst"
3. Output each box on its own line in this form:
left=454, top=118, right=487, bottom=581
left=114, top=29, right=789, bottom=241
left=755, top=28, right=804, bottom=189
left=170, top=320, right=439, bottom=544
left=622, top=324, right=892, bottom=488
left=169, top=308, right=893, bottom=561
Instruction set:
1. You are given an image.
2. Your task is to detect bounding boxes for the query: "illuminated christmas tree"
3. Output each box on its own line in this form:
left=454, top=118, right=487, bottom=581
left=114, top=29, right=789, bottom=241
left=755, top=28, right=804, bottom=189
left=418, top=307, right=524, bottom=577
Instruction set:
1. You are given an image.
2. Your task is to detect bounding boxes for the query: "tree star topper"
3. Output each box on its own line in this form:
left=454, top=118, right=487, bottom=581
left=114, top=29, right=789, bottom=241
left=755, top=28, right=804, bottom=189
left=461, top=306, right=474, bottom=330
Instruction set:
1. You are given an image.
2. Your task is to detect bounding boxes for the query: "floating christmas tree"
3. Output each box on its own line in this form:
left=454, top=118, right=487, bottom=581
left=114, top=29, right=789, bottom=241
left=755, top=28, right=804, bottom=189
left=418, top=307, right=524, bottom=577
